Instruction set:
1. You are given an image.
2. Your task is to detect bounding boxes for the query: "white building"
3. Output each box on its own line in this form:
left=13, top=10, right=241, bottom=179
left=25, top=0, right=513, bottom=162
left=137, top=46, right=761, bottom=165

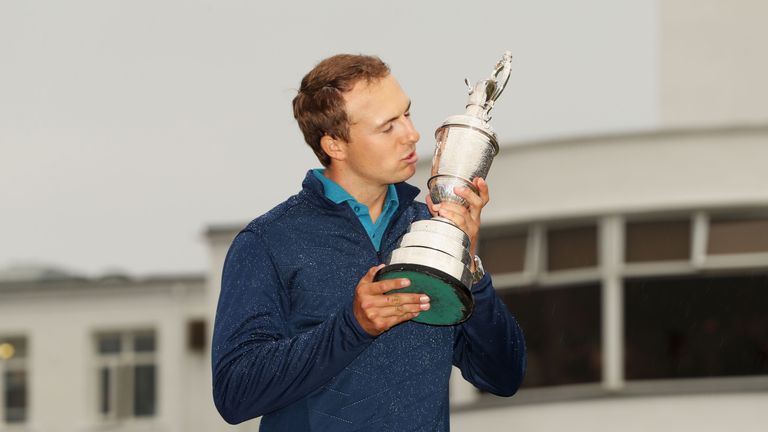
left=0, top=271, right=212, bottom=432
left=2, top=1, right=767, bottom=431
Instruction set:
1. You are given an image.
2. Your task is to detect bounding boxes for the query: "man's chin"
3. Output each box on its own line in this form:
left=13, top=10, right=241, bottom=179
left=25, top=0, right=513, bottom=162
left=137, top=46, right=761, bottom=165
left=394, top=166, right=417, bottom=183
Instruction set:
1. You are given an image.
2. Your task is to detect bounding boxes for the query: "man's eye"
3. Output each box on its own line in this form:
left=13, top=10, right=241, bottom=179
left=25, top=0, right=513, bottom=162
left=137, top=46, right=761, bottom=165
left=404, top=111, right=411, bottom=117
left=383, top=124, right=394, bottom=133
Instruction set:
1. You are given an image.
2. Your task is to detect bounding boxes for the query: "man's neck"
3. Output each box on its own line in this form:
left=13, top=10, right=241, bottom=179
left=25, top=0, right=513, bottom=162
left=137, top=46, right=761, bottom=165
left=324, top=166, right=388, bottom=223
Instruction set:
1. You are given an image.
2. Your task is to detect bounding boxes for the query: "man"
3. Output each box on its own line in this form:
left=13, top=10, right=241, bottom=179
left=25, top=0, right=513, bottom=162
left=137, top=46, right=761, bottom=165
left=212, top=54, right=525, bottom=431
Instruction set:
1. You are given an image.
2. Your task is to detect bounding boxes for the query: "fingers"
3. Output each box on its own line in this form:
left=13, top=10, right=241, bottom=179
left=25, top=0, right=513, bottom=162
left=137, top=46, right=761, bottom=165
left=475, top=177, right=490, bottom=204
left=455, top=180, right=489, bottom=216
left=432, top=201, right=468, bottom=224
left=353, top=266, right=431, bottom=336
left=359, top=273, right=412, bottom=295
left=361, top=264, right=385, bottom=284
left=426, top=194, right=439, bottom=217
left=380, top=292, right=431, bottom=315
left=375, top=295, right=430, bottom=322
left=455, top=186, right=484, bottom=211
left=429, top=180, right=490, bottom=258
left=427, top=179, right=489, bottom=222
left=432, top=200, right=473, bottom=237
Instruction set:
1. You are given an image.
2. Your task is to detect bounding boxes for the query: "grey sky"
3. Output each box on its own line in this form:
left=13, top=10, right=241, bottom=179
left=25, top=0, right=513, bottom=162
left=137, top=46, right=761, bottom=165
left=0, top=1, right=657, bottom=276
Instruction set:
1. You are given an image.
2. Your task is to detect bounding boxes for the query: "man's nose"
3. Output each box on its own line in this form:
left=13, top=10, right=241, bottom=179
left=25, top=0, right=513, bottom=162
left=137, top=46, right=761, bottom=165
left=404, top=120, right=420, bottom=144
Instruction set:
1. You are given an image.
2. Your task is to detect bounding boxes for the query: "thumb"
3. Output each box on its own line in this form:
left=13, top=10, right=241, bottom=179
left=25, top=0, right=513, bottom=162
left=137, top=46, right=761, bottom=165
left=363, top=264, right=386, bottom=282
left=426, top=194, right=439, bottom=217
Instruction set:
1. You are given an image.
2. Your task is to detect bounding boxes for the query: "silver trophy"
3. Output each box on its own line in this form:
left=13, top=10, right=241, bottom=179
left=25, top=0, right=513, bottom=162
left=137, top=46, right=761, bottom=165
left=375, top=52, right=513, bottom=325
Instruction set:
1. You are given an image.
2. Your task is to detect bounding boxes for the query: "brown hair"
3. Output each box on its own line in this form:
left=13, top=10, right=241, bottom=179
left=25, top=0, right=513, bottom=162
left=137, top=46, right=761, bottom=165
left=292, top=54, right=390, bottom=166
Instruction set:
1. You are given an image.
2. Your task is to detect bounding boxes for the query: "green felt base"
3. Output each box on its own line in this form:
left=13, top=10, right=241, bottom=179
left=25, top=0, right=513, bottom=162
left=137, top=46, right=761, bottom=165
left=377, top=268, right=472, bottom=325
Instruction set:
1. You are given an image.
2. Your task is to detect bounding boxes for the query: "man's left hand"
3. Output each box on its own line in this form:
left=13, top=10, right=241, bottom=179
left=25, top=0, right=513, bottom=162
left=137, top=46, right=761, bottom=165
left=426, top=177, right=490, bottom=271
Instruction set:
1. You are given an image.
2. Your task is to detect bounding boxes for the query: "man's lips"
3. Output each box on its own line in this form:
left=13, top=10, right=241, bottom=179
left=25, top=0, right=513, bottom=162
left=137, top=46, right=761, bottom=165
left=402, top=151, right=419, bottom=163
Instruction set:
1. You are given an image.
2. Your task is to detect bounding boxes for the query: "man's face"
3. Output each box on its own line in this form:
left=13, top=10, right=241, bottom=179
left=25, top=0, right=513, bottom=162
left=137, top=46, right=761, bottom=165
left=338, top=74, right=421, bottom=187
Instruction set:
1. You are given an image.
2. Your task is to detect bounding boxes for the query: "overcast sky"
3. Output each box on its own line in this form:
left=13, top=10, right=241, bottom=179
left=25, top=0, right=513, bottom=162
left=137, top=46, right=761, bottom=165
left=0, top=0, right=657, bottom=277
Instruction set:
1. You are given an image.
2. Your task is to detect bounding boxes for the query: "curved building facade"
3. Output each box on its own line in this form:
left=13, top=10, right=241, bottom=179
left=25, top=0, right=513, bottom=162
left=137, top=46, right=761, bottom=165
left=406, top=124, right=768, bottom=431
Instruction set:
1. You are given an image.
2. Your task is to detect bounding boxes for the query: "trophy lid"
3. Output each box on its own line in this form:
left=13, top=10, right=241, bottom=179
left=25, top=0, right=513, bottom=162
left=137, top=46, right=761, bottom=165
left=436, top=114, right=498, bottom=154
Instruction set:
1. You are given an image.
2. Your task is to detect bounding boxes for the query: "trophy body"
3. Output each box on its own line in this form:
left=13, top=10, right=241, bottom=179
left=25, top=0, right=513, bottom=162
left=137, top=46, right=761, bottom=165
left=374, top=52, right=513, bottom=325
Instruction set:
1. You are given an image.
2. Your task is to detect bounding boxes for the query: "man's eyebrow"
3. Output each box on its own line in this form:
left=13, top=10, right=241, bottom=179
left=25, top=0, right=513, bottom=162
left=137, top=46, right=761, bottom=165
left=376, top=100, right=411, bottom=129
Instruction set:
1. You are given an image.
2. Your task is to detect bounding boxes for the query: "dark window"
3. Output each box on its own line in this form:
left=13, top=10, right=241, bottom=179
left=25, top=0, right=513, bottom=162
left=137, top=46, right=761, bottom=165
left=4, top=370, right=27, bottom=423
left=133, top=333, right=156, bottom=353
left=625, top=219, right=691, bottom=263
left=133, top=365, right=156, bottom=417
left=99, top=367, right=110, bottom=415
left=625, top=274, right=768, bottom=380
left=98, top=334, right=121, bottom=354
left=499, top=283, right=602, bottom=387
left=546, top=225, right=598, bottom=271
left=708, top=215, right=768, bottom=255
left=187, top=319, right=207, bottom=352
left=479, top=231, right=527, bottom=273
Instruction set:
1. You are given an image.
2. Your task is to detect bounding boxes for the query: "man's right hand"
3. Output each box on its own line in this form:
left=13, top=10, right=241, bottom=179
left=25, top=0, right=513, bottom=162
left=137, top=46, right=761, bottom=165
left=353, top=265, right=431, bottom=336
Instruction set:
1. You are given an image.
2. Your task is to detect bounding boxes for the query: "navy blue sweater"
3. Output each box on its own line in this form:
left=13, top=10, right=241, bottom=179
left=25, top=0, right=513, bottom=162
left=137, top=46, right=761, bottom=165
left=212, top=171, right=526, bottom=431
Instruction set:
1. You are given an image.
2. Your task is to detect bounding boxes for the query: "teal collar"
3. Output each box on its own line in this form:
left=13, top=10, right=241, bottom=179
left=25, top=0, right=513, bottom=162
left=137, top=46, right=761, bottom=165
left=312, top=169, right=399, bottom=251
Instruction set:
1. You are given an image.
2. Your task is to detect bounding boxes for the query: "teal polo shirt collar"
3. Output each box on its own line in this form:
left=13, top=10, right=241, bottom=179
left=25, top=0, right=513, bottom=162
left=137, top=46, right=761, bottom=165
left=312, top=169, right=399, bottom=251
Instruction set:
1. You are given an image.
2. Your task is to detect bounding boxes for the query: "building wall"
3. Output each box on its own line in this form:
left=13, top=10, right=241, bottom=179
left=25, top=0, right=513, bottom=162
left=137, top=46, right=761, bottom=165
left=0, top=279, right=207, bottom=432
left=451, top=392, right=768, bottom=432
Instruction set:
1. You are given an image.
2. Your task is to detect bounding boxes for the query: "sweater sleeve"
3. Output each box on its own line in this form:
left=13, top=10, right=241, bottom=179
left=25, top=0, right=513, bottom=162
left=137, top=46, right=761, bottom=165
left=452, top=273, right=527, bottom=396
left=211, top=230, right=375, bottom=424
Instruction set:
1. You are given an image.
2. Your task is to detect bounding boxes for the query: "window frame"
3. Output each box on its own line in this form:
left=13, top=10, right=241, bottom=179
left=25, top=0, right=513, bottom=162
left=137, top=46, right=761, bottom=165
left=0, top=335, right=29, bottom=427
left=462, top=207, right=768, bottom=409
left=93, top=329, right=158, bottom=424
left=704, top=209, right=768, bottom=269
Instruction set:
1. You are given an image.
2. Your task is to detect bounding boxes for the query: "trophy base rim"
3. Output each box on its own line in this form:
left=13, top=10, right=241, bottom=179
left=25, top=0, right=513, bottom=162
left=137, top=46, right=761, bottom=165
left=375, top=263, right=474, bottom=326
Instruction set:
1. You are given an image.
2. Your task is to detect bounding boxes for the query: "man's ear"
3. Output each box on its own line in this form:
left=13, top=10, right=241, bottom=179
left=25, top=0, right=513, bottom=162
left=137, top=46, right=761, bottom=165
left=320, top=135, right=346, bottom=162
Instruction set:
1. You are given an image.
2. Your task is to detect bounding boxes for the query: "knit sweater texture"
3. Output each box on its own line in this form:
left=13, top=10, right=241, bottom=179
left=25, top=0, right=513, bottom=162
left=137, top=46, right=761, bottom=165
left=212, top=171, right=526, bottom=431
